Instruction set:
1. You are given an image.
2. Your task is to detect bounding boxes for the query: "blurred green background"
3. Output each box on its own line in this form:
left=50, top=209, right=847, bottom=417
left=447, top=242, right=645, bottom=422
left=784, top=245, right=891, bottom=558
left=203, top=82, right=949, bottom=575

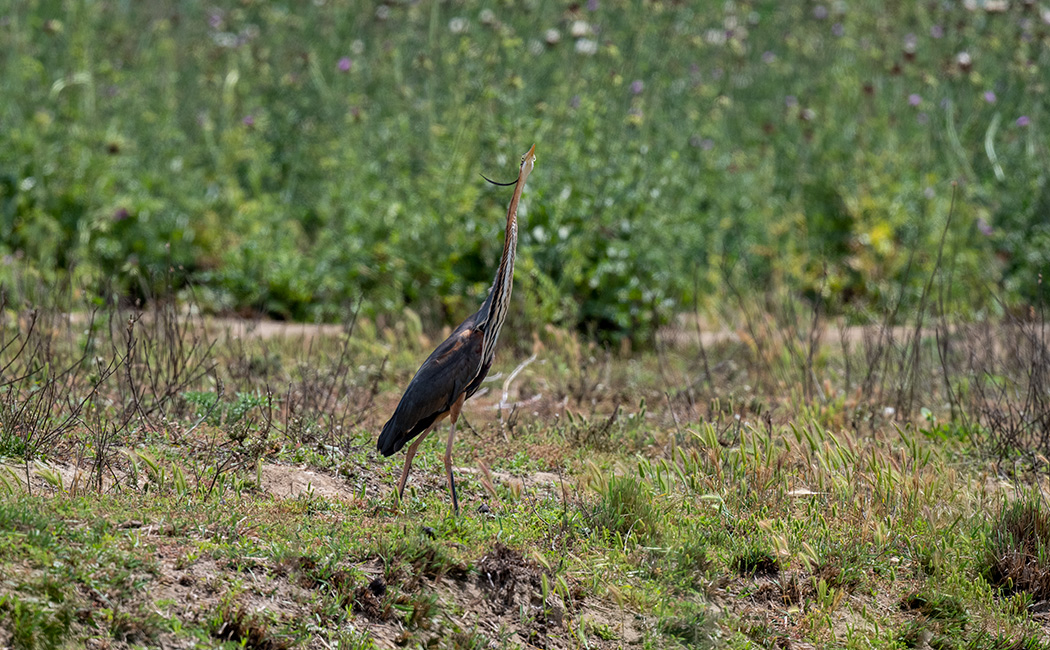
left=1, top=0, right=1047, bottom=342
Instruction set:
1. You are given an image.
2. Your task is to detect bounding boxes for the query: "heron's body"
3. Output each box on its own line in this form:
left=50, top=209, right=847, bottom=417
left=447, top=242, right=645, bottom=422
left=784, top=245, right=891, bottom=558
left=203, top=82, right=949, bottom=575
left=377, top=145, right=536, bottom=513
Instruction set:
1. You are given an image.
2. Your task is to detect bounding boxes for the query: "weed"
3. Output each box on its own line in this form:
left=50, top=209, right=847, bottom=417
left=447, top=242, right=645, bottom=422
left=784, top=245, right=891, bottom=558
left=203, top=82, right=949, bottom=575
left=667, top=538, right=715, bottom=588
left=730, top=548, right=780, bottom=578
left=379, top=535, right=468, bottom=584
left=210, top=601, right=291, bottom=650
left=0, top=594, right=73, bottom=650
left=590, top=475, right=662, bottom=545
left=900, top=591, right=968, bottom=624
left=982, top=497, right=1050, bottom=600
left=656, top=599, right=717, bottom=648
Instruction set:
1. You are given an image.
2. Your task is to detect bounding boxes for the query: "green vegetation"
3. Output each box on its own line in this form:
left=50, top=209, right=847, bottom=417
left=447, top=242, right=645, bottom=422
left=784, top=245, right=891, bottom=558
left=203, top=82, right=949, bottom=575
left=2, top=1, right=1047, bottom=342
left=2, top=290, right=1050, bottom=647
left=3, top=1, right=1050, bottom=647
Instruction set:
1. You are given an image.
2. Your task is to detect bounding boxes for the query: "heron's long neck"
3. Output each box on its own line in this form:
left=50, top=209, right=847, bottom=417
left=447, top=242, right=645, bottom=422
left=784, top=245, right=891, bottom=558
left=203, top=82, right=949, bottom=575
left=481, top=175, right=525, bottom=351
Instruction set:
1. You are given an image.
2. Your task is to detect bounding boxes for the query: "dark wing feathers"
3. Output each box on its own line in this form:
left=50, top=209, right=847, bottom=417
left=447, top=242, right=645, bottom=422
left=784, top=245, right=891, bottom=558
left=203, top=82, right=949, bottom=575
left=377, top=316, right=485, bottom=456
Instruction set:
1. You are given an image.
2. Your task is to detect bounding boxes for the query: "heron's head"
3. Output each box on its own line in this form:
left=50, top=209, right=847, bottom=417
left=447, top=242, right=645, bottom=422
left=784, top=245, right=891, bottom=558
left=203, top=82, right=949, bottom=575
left=519, top=144, right=536, bottom=181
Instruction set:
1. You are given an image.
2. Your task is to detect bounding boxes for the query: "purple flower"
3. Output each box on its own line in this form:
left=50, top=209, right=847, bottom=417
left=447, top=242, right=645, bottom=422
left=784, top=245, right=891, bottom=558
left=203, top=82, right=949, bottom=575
left=701, top=138, right=714, bottom=151
left=930, top=24, right=944, bottom=38
left=977, top=218, right=994, bottom=236
left=113, top=207, right=130, bottom=222
left=630, top=80, right=643, bottom=94
left=785, top=95, right=798, bottom=107
left=983, top=91, right=996, bottom=103
left=917, top=112, right=929, bottom=125
left=1016, top=115, right=1030, bottom=127
left=908, top=93, right=921, bottom=107
left=587, top=0, right=599, bottom=10
left=762, top=51, right=776, bottom=64
left=338, top=57, right=352, bottom=72
left=569, top=94, right=580, bottom=109
left=242, top=115, right=255, bottom=127
left=813, top=5, right=828, bottom=19
left=832, top=23, right=844, bottom=37
left=209, top=11, right=223, bottom=29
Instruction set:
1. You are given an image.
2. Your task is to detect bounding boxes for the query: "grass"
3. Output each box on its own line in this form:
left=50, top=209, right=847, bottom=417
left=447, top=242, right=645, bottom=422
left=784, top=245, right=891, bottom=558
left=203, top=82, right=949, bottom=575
left=4, top=2, right=1049, bottom=647
left=2, top=287, right=1050, bottom=648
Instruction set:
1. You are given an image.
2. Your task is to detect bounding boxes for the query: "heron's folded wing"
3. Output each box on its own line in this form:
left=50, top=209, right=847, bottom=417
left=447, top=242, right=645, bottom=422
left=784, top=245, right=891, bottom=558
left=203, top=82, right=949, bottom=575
left=377, top=325, right=485, bottom=456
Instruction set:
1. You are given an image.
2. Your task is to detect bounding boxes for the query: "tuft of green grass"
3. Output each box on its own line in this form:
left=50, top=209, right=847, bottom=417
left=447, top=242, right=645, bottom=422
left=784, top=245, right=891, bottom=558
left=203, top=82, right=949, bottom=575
left=590, top=475, right=662, bottom=545
left=209, top=600, right=291, bottom=650
left=730, top=548, right=780, bottom=578
left=0, top=594, right=74, bottom=650
left=982, top=497, right=1050, bottom=601
left=656, top=599, right=718, bottom=648
left=900, top=591, right=968, bottom=624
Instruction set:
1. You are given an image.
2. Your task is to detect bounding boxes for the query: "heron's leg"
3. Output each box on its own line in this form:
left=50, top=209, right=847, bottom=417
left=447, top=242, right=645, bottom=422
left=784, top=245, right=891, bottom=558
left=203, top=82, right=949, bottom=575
left=397, top=419, right=441, bottom=501
left=445, top=393, right=467, bottom=515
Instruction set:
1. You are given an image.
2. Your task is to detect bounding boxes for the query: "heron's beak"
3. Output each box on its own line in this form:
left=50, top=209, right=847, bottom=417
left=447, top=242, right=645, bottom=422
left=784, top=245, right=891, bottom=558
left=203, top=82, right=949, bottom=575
left=521, top=144, right=537, bottom=179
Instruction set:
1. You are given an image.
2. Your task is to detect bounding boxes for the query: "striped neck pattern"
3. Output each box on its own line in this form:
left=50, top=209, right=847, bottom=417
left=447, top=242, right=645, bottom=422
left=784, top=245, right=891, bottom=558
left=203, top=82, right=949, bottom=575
left=479, top=162, right=528, bottom=363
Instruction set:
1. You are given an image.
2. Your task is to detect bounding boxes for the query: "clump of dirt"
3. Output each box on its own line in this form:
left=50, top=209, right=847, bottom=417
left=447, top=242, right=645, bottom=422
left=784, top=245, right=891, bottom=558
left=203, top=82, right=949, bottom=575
left=472, top=543, right=571, bottom=649
left=257, top=463, right=358, bottom=501
left=353, top=577, right=391, bottom=620
left=476, top=543, right=543, bottom=611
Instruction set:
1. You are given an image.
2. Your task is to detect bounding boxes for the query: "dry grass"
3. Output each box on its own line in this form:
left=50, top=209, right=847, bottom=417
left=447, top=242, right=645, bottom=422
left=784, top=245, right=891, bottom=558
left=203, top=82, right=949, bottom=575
left=2, top=288, right=1050, bottom=648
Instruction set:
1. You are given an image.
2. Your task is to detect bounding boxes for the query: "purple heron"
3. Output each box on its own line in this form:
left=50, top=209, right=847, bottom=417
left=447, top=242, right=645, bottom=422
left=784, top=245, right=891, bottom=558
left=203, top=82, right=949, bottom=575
left=377, top=144, right=537, bottom=513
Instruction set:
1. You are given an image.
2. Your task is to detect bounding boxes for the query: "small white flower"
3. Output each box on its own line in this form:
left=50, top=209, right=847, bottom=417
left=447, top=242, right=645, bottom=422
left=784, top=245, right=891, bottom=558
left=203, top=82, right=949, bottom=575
left=479, top=9, right=496, bottom=25
left=375, top=5, right=390, bottom=20
left=545, top=28, right=561, bottom=44
left=884, top=406, right=896, bottom=417
left=575, top=38, right=598, bottom=55
left=449, top=17, right=468, bottom=34
left=570, top=20, right=592, bottom=37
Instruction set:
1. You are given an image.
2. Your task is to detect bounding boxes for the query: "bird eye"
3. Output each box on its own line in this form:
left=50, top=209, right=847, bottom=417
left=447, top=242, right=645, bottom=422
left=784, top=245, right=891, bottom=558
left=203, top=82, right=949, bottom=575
left=520, top=155, right=526, bottom=164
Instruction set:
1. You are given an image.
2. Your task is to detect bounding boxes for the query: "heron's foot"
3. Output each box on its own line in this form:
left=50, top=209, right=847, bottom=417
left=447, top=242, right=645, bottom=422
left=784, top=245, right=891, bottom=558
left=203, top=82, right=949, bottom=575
left=449, top=474, right=460, bottom=516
